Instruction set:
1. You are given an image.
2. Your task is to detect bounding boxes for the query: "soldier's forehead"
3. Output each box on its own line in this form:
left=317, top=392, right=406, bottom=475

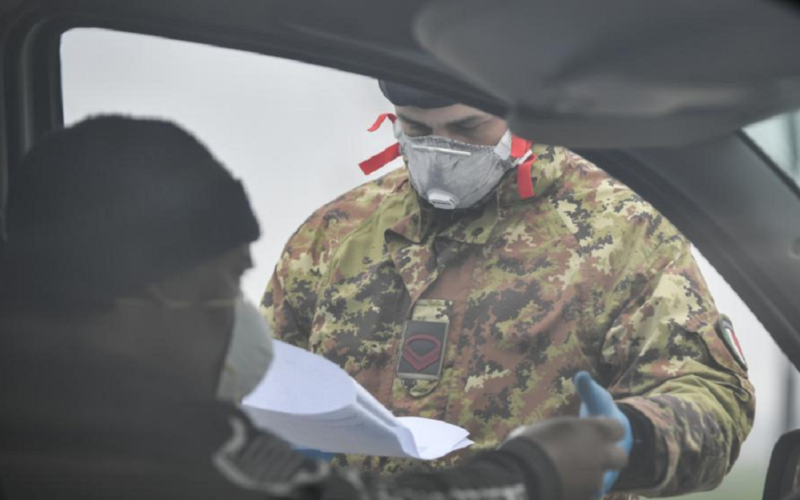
left=395, top=104, right=499, bottom=126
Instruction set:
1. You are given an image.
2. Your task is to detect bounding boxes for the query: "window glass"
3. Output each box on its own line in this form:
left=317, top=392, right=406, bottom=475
left=61, top=28, right=791, bottom=499
left=746, top=112, right=800, bottom=181
left=684, top=249, right=792, bottom=500
left=732, top=111, right=800, bottom=499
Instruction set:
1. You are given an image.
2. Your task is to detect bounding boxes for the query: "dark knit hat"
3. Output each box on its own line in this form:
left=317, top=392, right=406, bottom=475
left=379, top=80, right=458, bottom=109
left=2, top=115, right=260, bottom=303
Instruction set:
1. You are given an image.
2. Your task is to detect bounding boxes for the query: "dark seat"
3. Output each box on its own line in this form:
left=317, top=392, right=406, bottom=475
left=764, top=430, right=800, bottom=500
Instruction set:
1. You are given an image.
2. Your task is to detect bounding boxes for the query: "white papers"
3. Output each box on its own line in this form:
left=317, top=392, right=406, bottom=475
left=242, top=340, right=473, bottom=460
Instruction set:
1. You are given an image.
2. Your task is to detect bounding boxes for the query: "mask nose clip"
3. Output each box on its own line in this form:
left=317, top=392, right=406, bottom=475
left=411, top=144, right=472, bottom=157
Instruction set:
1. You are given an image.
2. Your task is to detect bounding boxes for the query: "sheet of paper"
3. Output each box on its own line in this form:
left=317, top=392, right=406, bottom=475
left=243, top=340, right=473, bottom=459
left=244, top=340, right=353, bottom=415
left=244, top=405, right=417, bottom=457
left=397, top=417, right=473, bottom=460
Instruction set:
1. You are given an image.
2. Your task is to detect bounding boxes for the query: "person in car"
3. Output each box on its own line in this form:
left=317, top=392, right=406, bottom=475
left=0, top=115, right=627, bottom=500
left=262, top=82, right=756, bottom=498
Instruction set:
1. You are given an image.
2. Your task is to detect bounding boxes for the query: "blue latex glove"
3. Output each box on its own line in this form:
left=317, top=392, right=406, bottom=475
left=573, top=371, right=633, bottom=497
left=295, top=448, right=335, bottom=461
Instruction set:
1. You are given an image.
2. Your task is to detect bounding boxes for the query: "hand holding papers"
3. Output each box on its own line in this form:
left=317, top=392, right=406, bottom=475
left=243, top=340, right=473, bottom=460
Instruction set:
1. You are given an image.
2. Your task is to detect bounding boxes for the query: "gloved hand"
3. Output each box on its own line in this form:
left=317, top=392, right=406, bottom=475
left=573, top=371, right=633, bottom=497
left=505, top=417, right=628, bottom=500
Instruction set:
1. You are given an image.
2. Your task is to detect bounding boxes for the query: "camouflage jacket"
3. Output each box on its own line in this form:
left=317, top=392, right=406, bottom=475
left=262, top=145, right=755, bottom=498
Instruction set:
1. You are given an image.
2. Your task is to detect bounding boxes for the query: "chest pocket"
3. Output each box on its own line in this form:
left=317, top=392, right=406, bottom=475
left=395, top=299, right=453, bottom=398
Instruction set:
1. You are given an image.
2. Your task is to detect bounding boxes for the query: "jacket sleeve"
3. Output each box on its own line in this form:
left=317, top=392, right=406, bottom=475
left=216, top=418, right=557, bottom=500
left=357, top=439, right=556, bottom=500
left=596, top=235, right=755, bottom=497
left=261, top=205, right=337, bottom=349
left=261, top=252, right=312, bottom=349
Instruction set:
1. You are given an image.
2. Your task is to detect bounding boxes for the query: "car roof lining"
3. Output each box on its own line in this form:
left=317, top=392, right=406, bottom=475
left=414, top=0, right=800, bottom=148
left=39, top=0, right=506, bottom=114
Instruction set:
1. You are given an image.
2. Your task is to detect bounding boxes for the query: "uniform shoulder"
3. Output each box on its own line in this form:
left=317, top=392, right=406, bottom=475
left=553, top=148, right=686, bottom=255
left=285, top=167, right=409, bottom=253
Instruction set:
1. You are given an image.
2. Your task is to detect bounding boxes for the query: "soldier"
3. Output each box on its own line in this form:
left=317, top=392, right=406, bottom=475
left=262, top=82, right=756, bottom=498
left=0, top=115, right=627, bottom=500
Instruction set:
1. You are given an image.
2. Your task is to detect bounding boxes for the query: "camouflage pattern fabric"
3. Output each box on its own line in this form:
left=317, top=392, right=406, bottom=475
left=262, top=144, right=755, bottom=498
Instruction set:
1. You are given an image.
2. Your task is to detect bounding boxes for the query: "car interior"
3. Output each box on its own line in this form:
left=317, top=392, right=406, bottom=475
left=2, top=0, right=800, bottom=499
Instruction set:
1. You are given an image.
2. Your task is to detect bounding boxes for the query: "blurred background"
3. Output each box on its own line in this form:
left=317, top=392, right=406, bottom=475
left=61, top=28, right=800, bottom=500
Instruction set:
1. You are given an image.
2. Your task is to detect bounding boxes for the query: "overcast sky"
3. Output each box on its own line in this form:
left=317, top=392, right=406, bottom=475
left=61, top=28, right=798, bottom=482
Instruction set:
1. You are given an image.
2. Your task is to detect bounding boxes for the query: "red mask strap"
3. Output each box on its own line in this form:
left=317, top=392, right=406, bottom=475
left=359, top=143, right=401, bottom=175
left=368, top=113, right=397, bottom=132
left=511, top=135, right=532, bottom=159
left=517, top=155, right=537, bottom=200
left=359, top=113, right=401, bottom=175
left=511, top=135, right=536, bottom=200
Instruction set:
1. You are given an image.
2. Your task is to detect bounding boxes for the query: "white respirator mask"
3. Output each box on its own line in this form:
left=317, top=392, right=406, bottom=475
left=116, top=290, right=274, bottom=403
left=216, top=297, right=275, bottom=402
left=358, top=113, right=537, bottom=209
left=399, top=125, right=516, bottom=210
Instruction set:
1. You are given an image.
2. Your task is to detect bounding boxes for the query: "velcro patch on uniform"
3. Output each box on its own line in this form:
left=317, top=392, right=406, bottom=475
left=397, top=320, right=448, bottom=381
left=716, top=315, right=747, bottom=371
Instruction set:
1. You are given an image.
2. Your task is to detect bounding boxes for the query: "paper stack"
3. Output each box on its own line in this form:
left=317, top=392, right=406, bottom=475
left=243, top=340, right=473, bottom=460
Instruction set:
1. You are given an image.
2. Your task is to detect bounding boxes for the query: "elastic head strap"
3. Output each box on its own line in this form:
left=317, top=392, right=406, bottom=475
left=116, top=285, right=238, bottom=309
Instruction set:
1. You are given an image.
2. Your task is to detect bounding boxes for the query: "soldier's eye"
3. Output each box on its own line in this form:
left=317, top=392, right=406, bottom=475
left=452, top=119, right=491, bottom=134
left=407, top=124, right=432, bottom=137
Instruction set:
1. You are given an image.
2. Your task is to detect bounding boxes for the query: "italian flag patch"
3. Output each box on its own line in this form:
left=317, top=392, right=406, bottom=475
left=716, top=315, right=747, bottom=371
